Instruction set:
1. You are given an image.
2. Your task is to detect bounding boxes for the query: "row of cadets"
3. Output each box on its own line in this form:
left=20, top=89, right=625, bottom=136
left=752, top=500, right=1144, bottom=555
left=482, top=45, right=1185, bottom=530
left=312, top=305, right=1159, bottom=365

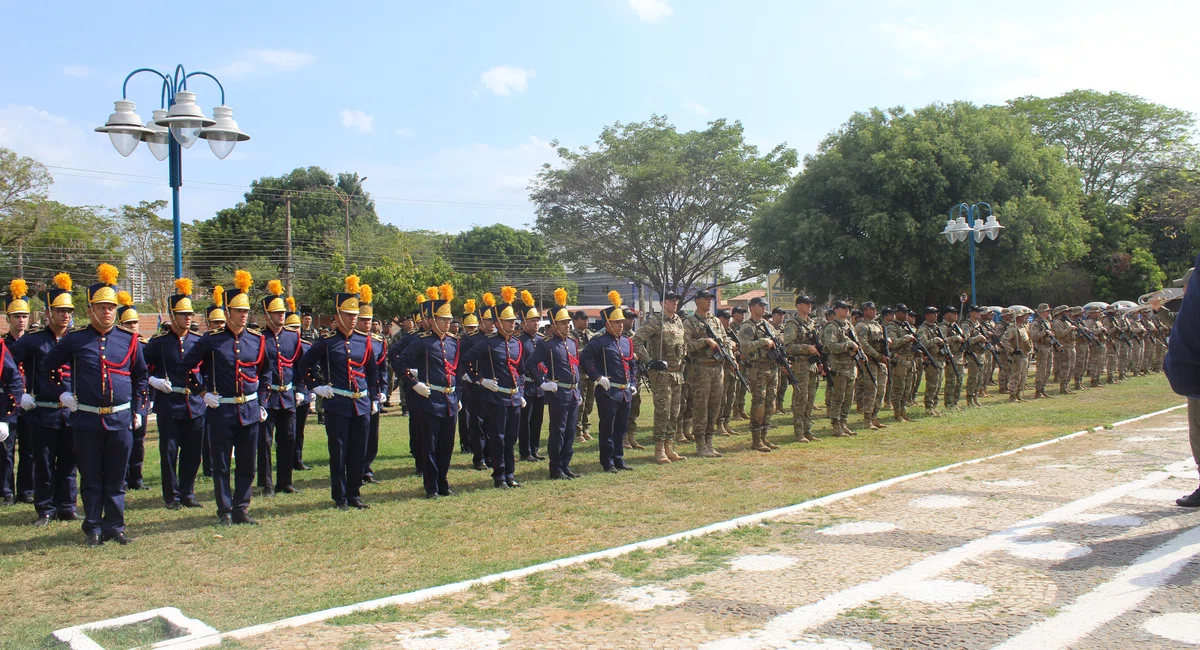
left=517, top=290, right=546, bottom=462
left=44, top=265, right=149, bottom=546
left=182, top=269, right=272, bottom=526
left=258, top=280, right=303, bottom=496
left=145, top=277, right=206, bottom=510
left=116, top=291, right=150, bottom=491
left=12, top=272, right=79, bottom=525
left=295, top=275, right=378, bottom=510
left=288, top=298, right=316, bottom=472
left=459, top=296, right=490, bottom=471
left=3, top=278, right=31, bottom=505
left=462, top=286, right=525, bottom=489
left=579, top=290, right=637, bottom=473
left=398, top=284, right=460, bottom=498
left=528, top=288, right=581, bottom=480
left=357, top=283, right=390, bottom=485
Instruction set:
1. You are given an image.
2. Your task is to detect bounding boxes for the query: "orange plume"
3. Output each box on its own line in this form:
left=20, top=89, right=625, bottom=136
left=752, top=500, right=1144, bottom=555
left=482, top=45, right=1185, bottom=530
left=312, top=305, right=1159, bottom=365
left=173, top=277, right=193, bottom=296
left=117, top=290, right=134, bottom=307
left=53, top=273, right=72, bottom=291
left=439, top=283, right=454, bottom=302
left=608, top=290, right=622, bottom=307
left=359, top=283, right=373, bottom=304
left=425, top=286, right=439, bottom=301
left=267, top=279, right=283, bottom=296
left=234, top=270, right=253, bottom=292
left=343, top=275, right=360, bottom=294
left=9, top=279, right=27, bottom=299
left=97, top=263, right=119, bottom=285
left=482, top=292, right=496, bottom=307
left=501, top=286, right=516, bottom=304
left=286, top=296, right=297, bottom=312
left=213, top=285, right=224, bottom=307
left=415, top=291, right=427, bottom=304
left=520, top=289, right=534, bottom=307
left=554, top=287, right=568, bottom=307
left=463, top=298, right=476, bottom=314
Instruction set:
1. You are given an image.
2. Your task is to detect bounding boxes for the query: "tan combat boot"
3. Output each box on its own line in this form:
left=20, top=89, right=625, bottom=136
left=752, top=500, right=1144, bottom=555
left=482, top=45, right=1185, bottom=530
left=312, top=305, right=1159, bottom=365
left=707, top=435, right=723, bottom=457
left=763, top=431, right=780, bottom=449
left=627, top=430, right=645, bottom=450
left=654, top=440, right=670, bottom=465
left=664, top=438, right=685, bottom=462
left=682, top=421, right=695, bottom=443
left=794, top=428, right=809, bottom=443
left=751, top=430, right=772, bottom=452
left=804, top=430, right=819, bottom=442
left=833, top=421, right=851, bottom=438
left=720, top=420, right=735, bottom=436
left=865, top=415, right=878, bottom=430
left=698, top=435, right=718, bottom=458
left=872, top=415, right=887, bottom=429
left=842, top=421, right=858, bottom=436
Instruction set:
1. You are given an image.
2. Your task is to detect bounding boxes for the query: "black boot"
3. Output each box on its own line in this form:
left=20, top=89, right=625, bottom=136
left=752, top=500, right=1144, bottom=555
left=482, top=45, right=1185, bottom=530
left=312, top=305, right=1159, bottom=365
left=1177, top=486, right=1200, bottom=508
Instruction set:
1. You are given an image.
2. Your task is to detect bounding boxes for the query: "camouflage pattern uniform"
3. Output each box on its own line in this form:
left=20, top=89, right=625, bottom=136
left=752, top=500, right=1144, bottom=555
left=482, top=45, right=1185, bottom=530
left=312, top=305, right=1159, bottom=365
left=917, top=316, right=946, bottom=416
left=571, top=324, right=595, bottom=441
left=1050, top=306, right=1076, bottom=395
left=938, top=315, right=965, bottom=411
left=993, top=313, right=1011, bottom=393
left=1128, top=314, right=1146, bottom=374
left=1030, top=306, right=1057, bottom=398
left=1070, top=307, right=1090, bottom=389
left=886, top=316, right=916, bottom=421
left=1002, top=313, right=1033, bottom=401
left=963, top=314, right=990, bottom=407
left=822, top=315, right=860, bottom=437
left=718, top=320, right=740, bottom=435
left=632, top=311, right=686, bottom=462
left=1102, top=308, right=1125, bottom=382
left=683, top=309, right=733, bottom=458
left=738, top=315, right=780, bottom=452
left=854, top=314, right=889, bottom=429
left=782, top=312, right=821, bottom=441
left=1086, top=308, right=1109, bottom=386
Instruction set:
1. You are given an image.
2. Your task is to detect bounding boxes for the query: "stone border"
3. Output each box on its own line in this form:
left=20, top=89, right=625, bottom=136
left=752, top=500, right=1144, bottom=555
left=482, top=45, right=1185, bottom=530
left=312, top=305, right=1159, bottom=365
left=150, top=403, right=1187, bottom=650
left=53, top=607, right=218, bottom=650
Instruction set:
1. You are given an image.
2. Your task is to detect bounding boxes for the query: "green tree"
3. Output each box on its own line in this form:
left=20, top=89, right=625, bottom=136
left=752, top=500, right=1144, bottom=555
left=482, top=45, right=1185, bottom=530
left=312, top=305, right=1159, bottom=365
left=7, top=201, right=121, bottom=294
left=531, top=116, right=796, bottom=300
left=1130, top=169, right=1200, bottom=281
left=0, top=147, right=52, bottom=250
left=445, top=224, right=570, bottom=305
left=113, top=200, right=174, bottom=312
left=750, top=103, right=1090, bottom=306
left=1008, top=90, right=1196, bottom=207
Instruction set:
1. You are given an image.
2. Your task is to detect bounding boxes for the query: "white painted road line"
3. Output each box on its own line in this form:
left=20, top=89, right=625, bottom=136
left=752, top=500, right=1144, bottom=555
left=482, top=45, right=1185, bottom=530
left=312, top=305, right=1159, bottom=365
left=991, top=522, right=1200, bottom=650
left=699, top=461, right=1187, bottom=650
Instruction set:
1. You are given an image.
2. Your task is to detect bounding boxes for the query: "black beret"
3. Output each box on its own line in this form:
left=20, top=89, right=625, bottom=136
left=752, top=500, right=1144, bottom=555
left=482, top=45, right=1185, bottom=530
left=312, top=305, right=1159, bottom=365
left=832, top=300, right=851, bottom=309
left=771, top=307, right=787, bottom=315
left=942, top=305, right=957, bottom=314
left=895, top=303, right=910, bottom=313
left=693, top=289, right=713, bottom=300
left=881, top=307, right=895, bottom=315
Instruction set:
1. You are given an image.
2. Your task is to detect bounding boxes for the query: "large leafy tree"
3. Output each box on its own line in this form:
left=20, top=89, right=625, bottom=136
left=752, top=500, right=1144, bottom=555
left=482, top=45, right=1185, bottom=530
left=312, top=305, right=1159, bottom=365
left=0, top=147, right=52, bottom=250
left=750, top=102, right=1089, bottom=306
left=1130, top=169, right=1200, bottom=281
left=445, top=224, right=570, bottom=305
left=531, top=116, right=796, bottom=300
left=1008, top=90, right=1196, bottom=207
left=113, top=200, right=174, bottom=311
left=6, top=201, right=121, bottom=296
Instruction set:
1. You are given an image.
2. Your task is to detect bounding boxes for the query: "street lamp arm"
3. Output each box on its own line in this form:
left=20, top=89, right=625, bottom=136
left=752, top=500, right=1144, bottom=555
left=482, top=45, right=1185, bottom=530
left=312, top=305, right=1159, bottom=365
left=121, top=68, right=170, bottom=101
left=185, top=71, right=226, bottom=106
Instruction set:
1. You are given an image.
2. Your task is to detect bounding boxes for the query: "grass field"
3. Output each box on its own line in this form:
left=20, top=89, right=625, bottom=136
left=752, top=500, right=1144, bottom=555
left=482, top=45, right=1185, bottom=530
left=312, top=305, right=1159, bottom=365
left=0, top=374, right=1183, bottom=648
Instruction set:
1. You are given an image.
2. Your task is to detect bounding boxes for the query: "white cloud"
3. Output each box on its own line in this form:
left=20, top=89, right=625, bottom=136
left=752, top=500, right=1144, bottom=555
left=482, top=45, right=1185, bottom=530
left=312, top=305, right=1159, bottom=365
left=340, top=109, right=375, bottom=134
left=480, top=66, right=535, bottom=96
left=684, top=99, right=709, bottom=116
left=629, top=0, right=673, bottom=22
left=62, top=65, right=89, bottom=78
left=216, top=49, right=316, bottom=79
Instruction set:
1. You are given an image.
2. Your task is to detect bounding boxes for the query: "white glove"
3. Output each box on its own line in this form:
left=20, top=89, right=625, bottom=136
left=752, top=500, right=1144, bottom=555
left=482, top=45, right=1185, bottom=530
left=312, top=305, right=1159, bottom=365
left=0, top=422, right=8, bottom=443
left=540, top=380, right=558, bottom=393
left=520, top=396, right=527, bottom=408
left=20, top=393, right=35, bottom=411
left=149, top=376, right=173, bottom=394
left=259, top=407, right=268, bottom=422
left=371, top=400, right=379, bottom=414
left=597, top=376, right=611, bottom=391
left=630, top=384, right=638, bottom=396
left=461, top=373, right=473, bottom=383
left=314, top=385, right=335, bottom=399
left=456, top=400, right=463, bottom=413
left=408, top=368, right=419, bottom=380
left=377, top=393, right=386, bottom=403
left=295, top=392, right=306, bottom=405
left=414, top=382, right=432, bottom=398
left=204, top=393, right=221, bottom=409
left=481, top=378, right=499, bottom=392
left=59, top=393, right=78, bottom=412
left=133, top=414, right=143, bottom=430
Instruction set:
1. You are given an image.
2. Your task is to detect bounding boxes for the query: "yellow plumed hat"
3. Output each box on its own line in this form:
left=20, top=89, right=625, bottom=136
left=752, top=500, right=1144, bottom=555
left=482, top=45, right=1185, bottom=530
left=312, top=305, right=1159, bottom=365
left=46, top=273, right=74, bottom=310
left=358, top=283, right=374, bottom=318
left=6, top=278, right=29, bottom=315
left=116, top=290, right=140, bottom=323
left=262, top=279, right=287, bottom=313
left=462, top=298, right=478, bottom=326
left=88, top=264, right=120, bottom=305
left=335, top=275, right=360, bottom=314
left=170, top=277, right=195, bottom=314
left=551, top=287, right=571, bottom=322
left=226, top=270, right=253, bottom=309
left=601, top=290, right=625, bottom=322
left=207, top=285, right=226, bottom=322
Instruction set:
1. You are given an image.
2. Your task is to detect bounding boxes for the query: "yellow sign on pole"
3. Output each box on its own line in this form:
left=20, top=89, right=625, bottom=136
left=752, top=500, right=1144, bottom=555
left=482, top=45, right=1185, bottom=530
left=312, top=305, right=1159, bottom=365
left=766, top=272, right=796, bottom=312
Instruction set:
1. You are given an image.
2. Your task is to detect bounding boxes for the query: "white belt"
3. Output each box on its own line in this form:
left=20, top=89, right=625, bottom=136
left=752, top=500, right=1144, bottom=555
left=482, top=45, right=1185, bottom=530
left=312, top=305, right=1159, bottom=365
left=269, top=383, right=293, bottom=392
left=556, top=381, right=578, bottom=390
left=429, top=384, right=455, bottom=394
left=609, top=382, right=629, bottom=389
left=170, top=387, right=191, bottom=395
left=76, top=402, right=131, bottom=415
left=217, top=394, right=257, bottom=405
left=35, top=401, right=64, bottom=409
left=331, top=388, right=368, bottom=399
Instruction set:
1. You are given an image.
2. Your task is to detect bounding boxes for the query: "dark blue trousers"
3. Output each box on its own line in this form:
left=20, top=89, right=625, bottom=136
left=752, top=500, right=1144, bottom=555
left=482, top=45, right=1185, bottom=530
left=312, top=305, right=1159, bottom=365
left=596, top=394, right=630, bottom=470
left=294, top=401, right=310, bottom=466
left=1, top=418, right=17, bottom=498
left=546, top=399, right=579, bottom=475
left=519, top=393, right=544, bottom=457
left=466, top=388, right=488, bottom=465
left=259, top=408, right=296, bottom=490
left=125, top=417, right=147, bottom=487
left=208, top=417, right=257, bottom=516
left=157, top=414, right=203, bottom=505
left=418, top=409, right=455, bottom=496
left=76, top=425, right=132, bottom=536
left=33, top=424, right=77, bottom=518
left=406, top=387, right=423, bottom=473
left=484, top=402, right=520, bottom=481
left=363, top=411, right=380, bottom=479
left=325, top=410, right=368, bottom=505
left=15, top=416, right=33, bottom=500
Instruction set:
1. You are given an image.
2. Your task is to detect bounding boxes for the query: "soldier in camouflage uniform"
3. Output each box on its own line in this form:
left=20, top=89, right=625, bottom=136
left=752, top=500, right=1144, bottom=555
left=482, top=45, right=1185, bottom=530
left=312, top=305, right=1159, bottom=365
left=854, top=301, right=889, bottom=430
left=1128, top=311, right=1146, bottom=375
left=738, top=297, right=780, bottom=452
left=683, top=289, right=733, bottom=458
left=963, top=305, right=990, bottom=407
left=1084, top=305, right=1108, bottom=386
left=1070, top=306, right=1090, bottom=390
left=822, top=300, right=860, bottom=437
left=994, top=309, right=1012, bottom=393
left=1050, top=305, right=1076, bottom=395
left=771, top=308, right=789, bottom=415
left=1030, top=303, right=1057, bottom=399
left=571, top=312, right=595, bottom=442
left=632, top=294, right=686, bottom=464
left=1002, top=307, right=1033, bottom=401
left=730, top=306, right=749, bottom=420
left=905, top=310, right=923, bottom=407
left=938, top=306, right=966, bottom=411
left=917, top=307, right=947, bottom=417
left=1101, top=305, right=1124, bottom=383
left=782, top=294, right=821, bottom=441
left=716, top=309, right=739, bottom=436
left=886, top=304, right=916, bottom=421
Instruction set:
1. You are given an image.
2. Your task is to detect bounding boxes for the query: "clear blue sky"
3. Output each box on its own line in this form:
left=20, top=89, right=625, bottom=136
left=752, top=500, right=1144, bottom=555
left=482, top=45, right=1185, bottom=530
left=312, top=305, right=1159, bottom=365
left=2, top=0, right=1196, bottom=233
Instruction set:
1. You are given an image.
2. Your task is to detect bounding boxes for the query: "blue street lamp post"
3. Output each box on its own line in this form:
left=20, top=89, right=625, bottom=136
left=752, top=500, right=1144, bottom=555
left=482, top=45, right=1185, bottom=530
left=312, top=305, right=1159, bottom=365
left=96, top=65, right=249, bottom=278
left=940, top=202, right=1003, bottom=305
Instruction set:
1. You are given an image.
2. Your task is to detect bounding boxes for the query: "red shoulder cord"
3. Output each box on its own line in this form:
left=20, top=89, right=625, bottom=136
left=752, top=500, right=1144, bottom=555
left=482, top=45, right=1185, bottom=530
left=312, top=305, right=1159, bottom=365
left=441, top=337, right=458, bottom=383
left=347, top=334, right=369, bottom=392
left=620, top=335, right=634, bottom=382
left=275, top=331, right=302, bottom=378
left=505, top=338, right=522, bottom=386
left=377, top=338, right=388, bottom=368
left=235, top=332, right=266, bottom=396
left=100, top=331, right=138, bottom=402
left=565, top=338, right=579, bottom=382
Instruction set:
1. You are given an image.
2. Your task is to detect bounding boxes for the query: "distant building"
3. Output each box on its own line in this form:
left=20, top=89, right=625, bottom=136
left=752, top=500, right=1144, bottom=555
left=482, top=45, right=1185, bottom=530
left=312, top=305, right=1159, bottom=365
left=723, top=288, right=765, bottom=312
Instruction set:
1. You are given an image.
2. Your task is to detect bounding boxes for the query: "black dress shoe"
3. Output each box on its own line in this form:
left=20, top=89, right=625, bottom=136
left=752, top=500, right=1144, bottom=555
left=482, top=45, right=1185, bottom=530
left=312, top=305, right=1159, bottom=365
left=335, top=503, right=350, bottom=511
left=165, top=502, right=182, bottom=510
left=1177, top=487, right=1200, bottom=508
left=260, top=487, right=275, bottom=497
left=232, top=511, right=259, bottom=525
left=127, top=480, right=146, bottom=490
left=18, top=494, right=34, bottom=504
left=85, top=532, right=104, bottom=547
left=2, top=495, right=14, bottom=505
left=493, top=479, right=509, bottom=489
left=362, top=476, right=380, bottom=484
left=181, top=497, right=203, bottom=508
left=473, top=460, right=489, bottom=471
left=294, top=462, right=311, bottom=471
left=438, top=490, right=457, bottom=497
left=604, top=466, right=620, bottom=474
left=564, top=469, right=580, bottom=479
left=277, top=485, right=300, bottom=494
left=423, top=492, right=439, bottom=499
left=614, top=461, right=634, bottom=471
left=105, top=532, right=133, bottom=545
left=521, top=455, right=537, bottom=462
left=32, top=515, right=51, bottom=527
left=348, top=499, right=370, bottom=510
left=550, top=472, right=567, bottom=480
left=506, top=479, right=522, bottom=488
left=58, top=511, right=80, bottom=521
left=533, top=452, right=545, bottom=461
left=217, top=514, right=233, bottom=526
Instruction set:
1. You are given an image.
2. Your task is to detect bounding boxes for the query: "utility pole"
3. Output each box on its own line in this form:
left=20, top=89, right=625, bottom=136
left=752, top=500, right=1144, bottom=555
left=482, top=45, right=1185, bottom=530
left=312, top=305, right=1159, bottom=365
left=15, top=238, right=23, bottom=279
left=284, top=195, right=293, bottom=297
left=326, top=176, right=367, bottom=274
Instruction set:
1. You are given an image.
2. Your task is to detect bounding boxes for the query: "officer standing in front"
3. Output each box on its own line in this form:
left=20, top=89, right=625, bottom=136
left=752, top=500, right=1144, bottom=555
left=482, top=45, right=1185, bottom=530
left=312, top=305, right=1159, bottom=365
left=144, top=277, right=207, bottom=510
left=356, top=284, right=390, bottom=485
left=398, top=284, right=460, bottom=498
left=580, top=291, right=636, bottom=473
left=259, top=280, right=303, bottom=496
left=45, top=264, right=148, bottom=546
left=463, top=287, right=526, bottom=488
left=529, top=288, right=582, bottom=480
left=182, top=270, right=272, bottom=526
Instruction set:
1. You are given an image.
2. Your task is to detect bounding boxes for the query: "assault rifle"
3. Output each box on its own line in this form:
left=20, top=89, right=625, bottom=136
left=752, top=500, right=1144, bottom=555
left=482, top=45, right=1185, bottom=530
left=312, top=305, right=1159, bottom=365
left=930, top=324, right=962, bottom=381
left=952, top=322, right=983, bottom=369
left=702, top=320, right=750, bottom=392
left=1070, top=317, right=1099, bottom=346
left=759, top=320, right=803, bottom=392
left=844, top=321, right=877, bottom=384
left=1039, top=318, right=1064, bottom=353
left=900, top=321, right=936, bottom=367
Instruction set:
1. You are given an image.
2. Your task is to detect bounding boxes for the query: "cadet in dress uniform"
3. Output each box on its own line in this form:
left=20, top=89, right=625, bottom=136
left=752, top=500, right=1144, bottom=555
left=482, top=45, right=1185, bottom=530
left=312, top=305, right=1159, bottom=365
left=571, top=311, right=595, bottom=442
left=287, top=302, right=315, bottom=472
left=295, top=275, right=378, bottom=509
left=460, top=298, right=490, bottom=471
left=182, top=270, right=272, bottom=526
left=115, top=291, right=150, bottom=491
left=200, top=289, right=227, bottom=478
left=12, top=273, right=79, bottom=526
left=397, top=284, right=460, bottom=498
left=457, top=301, right=479, bottom=454
left=580, top=291, right=636, bottom=473
left=0, top=290, right=23, bottom=504
left=45, top=265, right=148, bottom=546
left=3, top=279, right=32, bottom=505
left=389, top=297, right=427, bottom=476
left=517, top=290, right=546, bottom=462
left=529, top=288, right=582, bottom=480
left=258, top=280, right=303, bottom=496
left=463, top=287, right=527, bottom=488
left=356, top=284, right=390, bottom=484
left=144, top=278, right=207, bottom=509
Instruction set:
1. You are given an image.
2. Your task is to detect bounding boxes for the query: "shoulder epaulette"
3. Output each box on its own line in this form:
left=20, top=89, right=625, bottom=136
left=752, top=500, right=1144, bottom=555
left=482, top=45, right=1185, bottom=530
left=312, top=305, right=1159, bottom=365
left=206, top=327, right=225, bottom=336
left=324, top=331, right=339, bottom=339
left=486, top=331, right=500, bottom=339
left=419, top=331, right=433, bottom=338
left=116, top=324, right=137, bottom=336
left=371, top=333, right=384, bottom=341
left=70, top=324, right=88, bottom=332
